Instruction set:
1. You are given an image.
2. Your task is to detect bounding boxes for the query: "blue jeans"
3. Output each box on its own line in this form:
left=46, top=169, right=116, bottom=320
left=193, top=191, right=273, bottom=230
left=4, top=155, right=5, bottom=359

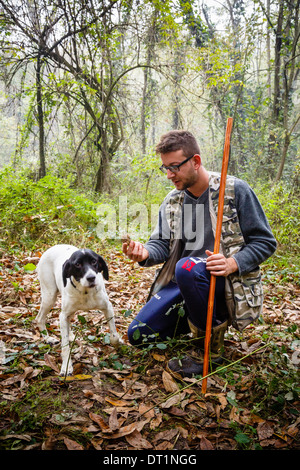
left=127, top=257, right=228, bottom=347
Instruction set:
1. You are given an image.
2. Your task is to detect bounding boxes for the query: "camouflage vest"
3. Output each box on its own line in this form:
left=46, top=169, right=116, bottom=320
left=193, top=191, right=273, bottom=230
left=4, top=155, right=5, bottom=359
left=148, top=171, right=264, bottom=331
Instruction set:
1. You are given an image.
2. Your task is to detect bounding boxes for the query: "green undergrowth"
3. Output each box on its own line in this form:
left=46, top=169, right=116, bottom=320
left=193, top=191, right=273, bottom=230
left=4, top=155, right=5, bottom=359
left=0, top=166, right=299, bottom=282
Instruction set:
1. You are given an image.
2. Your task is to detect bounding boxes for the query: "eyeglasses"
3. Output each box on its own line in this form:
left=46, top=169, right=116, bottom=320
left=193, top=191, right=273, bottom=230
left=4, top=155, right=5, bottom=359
left=159, top=155, right=194, bottom=174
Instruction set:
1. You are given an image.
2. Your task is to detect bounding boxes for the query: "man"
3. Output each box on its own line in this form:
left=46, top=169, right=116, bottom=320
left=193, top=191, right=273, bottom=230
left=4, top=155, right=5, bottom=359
left=122, top=130, right=276, bottom=377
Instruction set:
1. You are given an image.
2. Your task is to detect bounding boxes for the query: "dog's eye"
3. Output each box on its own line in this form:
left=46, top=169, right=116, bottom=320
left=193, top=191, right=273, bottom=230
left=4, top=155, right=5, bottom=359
left=75, top=263, right=81, bottom=268
left=91, top=259, right=97, bottom=265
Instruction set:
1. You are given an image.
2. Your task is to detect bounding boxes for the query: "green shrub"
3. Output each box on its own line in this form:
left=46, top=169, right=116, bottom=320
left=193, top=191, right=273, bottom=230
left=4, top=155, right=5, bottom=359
left=0, top=167, right=98, bottom=250
left=254, top=182, right=300, bottom=255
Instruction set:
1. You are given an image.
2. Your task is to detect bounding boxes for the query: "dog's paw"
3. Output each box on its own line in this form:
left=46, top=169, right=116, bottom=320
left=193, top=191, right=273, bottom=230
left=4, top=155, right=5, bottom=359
left=59, top=363, right=73, bottom=377
left=110, top=333, right=124, bottom=348
left=69, top=331, right=75, bottom=342
left=44, top=335, right=60, bottom=345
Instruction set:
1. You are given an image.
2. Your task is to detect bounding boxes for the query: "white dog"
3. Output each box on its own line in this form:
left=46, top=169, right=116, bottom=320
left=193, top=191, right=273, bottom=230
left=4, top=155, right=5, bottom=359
left=36, top=244, right=122, bottom=376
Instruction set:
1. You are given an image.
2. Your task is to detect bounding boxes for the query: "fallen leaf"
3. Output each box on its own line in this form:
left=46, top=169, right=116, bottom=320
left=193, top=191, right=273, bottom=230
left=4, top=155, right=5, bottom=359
left=63, top=437, right=84, bottom=450
left=41, top=436, right=57, bottom=450
left=44, top=353, right=60, bottom=373
left=161, top=392, right=186, bottom=409
left=153, top=428, right=178, bottom=443
left=200, top=436, right=214, bottom=450
left=105, top=397, right=133, bottom=407
left=89, top=412, right=112, bottom=433
left=49, top=414, right=89, bottom=427
left=152, top=352, right=165, bottom=362
left=125, top=430, right=153, bottom=449
left=155, top=441, right=174, bottom=450
left=138, top=403, right=155, bottom=419
left=257, top=421, right=274, bottom=441
left=104, top=420, right=148, bottom=439
left=1, top=366, right=35, bottom=387
left=83, top=389, right=104, bottom=403
left=0, top=434, right=31, bottom=442
left=229, top=406, right=240, bottom=423
left=162, top=370, right=179, bottom=393
left=59, top=374, right=92, bottom=382
left=109, top=407, right=120, bottom=431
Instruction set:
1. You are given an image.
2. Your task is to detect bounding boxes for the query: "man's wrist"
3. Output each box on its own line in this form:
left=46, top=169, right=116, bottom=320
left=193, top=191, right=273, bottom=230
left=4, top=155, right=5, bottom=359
left=227, top=257, right=239, bottom=275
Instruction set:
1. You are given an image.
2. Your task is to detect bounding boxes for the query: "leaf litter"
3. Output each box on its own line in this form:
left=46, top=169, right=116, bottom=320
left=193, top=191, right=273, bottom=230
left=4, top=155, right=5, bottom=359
left=0, top=248, right=299, bottom=450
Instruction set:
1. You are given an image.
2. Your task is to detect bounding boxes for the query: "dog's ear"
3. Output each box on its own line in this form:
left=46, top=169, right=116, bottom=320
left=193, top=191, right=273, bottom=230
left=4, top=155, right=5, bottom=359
left=97, top=255, right=109, bottom=281
left=62, top=260, right=71, bottom=287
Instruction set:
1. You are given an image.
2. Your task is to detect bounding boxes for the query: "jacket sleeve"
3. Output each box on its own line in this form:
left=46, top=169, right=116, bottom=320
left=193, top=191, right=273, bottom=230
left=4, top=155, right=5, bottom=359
left=233, top=179, right=277, bottom=275
left=139, top=198, right=171, bottom=267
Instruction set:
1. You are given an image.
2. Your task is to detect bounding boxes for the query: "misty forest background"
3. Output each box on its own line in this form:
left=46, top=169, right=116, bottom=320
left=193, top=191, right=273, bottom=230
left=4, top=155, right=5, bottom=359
left=0, top=0, right=299, bottom=270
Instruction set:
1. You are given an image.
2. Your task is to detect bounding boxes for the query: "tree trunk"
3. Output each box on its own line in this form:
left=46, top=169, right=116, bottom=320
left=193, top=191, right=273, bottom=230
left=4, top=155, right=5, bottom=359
left=36, top=52, right=46, bottom=179
left=141, top=66, right=149, bottom=154
left=275, top=132, right=290, bottom=182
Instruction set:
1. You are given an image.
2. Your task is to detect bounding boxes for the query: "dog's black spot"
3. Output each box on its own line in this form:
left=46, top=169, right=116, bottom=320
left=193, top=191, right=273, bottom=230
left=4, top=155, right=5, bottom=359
left=62, top=249, right=109, bottom=287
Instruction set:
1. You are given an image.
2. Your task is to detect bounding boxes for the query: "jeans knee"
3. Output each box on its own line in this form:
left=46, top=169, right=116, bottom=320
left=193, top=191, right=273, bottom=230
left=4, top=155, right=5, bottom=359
left=175, top=257, right=207, bottom=286
left=175, top=258, right=190, bottom=284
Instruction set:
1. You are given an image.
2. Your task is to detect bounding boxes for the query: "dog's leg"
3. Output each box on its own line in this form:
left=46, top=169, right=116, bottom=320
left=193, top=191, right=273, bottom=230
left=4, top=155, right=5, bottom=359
left=36, top=289, right=59, bottom=344
left=59, top=310, right=74, bottom=376
left=102, top=297, right=123, bottom=347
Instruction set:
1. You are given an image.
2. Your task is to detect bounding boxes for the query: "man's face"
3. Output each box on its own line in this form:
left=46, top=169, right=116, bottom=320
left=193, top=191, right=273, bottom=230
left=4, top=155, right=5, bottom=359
left=161, top=150, right=199, bottom=191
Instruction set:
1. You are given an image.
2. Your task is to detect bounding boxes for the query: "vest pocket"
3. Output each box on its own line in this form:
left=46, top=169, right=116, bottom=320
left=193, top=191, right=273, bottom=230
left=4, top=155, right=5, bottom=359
left=225, top=268, right=263, bottom=331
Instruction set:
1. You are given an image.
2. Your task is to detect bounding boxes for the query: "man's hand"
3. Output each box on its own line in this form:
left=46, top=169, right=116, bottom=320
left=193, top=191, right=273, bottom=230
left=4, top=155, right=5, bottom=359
left=122, top=240, right=149, bottom=263
left=205, top=250, right=238, bottom=277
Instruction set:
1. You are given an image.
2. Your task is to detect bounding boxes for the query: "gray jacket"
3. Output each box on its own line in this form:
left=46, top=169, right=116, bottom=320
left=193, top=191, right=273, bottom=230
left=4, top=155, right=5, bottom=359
left=141, top=172, right=277, bottom=330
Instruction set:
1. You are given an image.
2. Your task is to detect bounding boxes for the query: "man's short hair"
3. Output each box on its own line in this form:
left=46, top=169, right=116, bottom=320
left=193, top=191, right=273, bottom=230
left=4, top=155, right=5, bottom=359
left=155, top=130, right=200, bottom=157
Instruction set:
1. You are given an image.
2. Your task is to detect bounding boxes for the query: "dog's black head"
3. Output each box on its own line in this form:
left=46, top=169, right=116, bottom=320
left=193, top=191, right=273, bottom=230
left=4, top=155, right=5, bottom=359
left=62, top=249, right=109, bottom=288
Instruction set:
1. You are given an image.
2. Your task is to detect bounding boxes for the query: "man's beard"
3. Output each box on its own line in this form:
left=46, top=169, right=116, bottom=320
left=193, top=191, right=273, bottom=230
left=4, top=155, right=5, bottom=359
left=171, top=173, right=197, bottom=191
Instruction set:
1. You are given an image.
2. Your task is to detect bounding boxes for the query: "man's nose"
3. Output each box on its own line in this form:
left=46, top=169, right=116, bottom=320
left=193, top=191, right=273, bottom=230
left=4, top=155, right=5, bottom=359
left=166, top=168, right=176, bottom=178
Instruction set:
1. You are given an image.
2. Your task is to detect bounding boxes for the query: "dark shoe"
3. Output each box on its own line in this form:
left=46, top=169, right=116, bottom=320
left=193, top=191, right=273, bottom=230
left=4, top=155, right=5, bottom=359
left=167, top=351, right=224, bottom=378
left=167, top=319, right=228, bottom=378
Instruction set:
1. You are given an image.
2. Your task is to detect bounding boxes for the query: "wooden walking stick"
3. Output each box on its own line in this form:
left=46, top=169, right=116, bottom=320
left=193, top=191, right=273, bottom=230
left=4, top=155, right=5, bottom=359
left=202, top=117, right=233, bottom=394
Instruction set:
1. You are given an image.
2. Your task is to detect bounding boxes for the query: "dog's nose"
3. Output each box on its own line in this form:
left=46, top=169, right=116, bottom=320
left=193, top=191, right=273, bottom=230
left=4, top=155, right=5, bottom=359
left=87, top=275, right=96, bottom=284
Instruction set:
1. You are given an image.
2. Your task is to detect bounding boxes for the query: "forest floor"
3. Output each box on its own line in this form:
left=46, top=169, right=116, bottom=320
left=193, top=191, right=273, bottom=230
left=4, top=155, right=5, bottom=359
left=0, top=247, right=299, bottom=452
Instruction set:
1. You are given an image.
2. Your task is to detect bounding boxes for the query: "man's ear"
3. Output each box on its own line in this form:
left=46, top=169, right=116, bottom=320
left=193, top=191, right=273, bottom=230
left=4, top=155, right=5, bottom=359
left=97, top=255, right=109, bottom=281
left=193, top=154, right=202, bottom=169
left=62, top=260, right=71, bottom=287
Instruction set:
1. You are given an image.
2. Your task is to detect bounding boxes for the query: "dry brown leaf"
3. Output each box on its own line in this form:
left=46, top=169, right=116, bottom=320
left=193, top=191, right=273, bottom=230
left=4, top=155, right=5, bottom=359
left=125, top=430, right=153, bottom=449
left=138, top=403, right=155, bottom=419
left=109, top=407, right=120, bottom=431
left=1, top=366, right=34, bottom=387
left=257, top=421, right=274, bottom=441
left=105, top=396, right=133, bottom=407
left=149, top=413, right=163, bottom=430
left=152, top=352, right=165, bottom=362
left=0, top=434, right=31, bottom=442
left=41, top=436, right=57, bottom=450
left=104, top=420, right=148, bottom=439
left=161, top=392, right=186, bottom=409
left=89, top=412, right=112, bottom=433
left=63, top=437, right=84, bottom=450
left=91, top=438, right=103, bottom=450
left=229, top=406, right=240, bottom=423
left=200, top=436, right=214, bottom=450
left=83, top=389, right=104, bottom=403
left=167, top=406, right=187, bottom=417
left=195, top=400, right=207, bottom=410
left=155, top=441, right=174, bottom=450
left=162, top=370, right=179, bottom=393
left=153, top=428, right=178, bottom=443
left=44, top=353, right=60, bottom=373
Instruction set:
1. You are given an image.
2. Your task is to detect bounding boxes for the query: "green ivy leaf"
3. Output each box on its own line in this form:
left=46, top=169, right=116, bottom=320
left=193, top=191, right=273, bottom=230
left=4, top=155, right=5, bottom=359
left=156, top=343, right=167, bottom=350
left=234, top=432, right=251, bottom=445
left=23, top=263, right=36, bottom=272
left=78, top=315, right=87, bottom=325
